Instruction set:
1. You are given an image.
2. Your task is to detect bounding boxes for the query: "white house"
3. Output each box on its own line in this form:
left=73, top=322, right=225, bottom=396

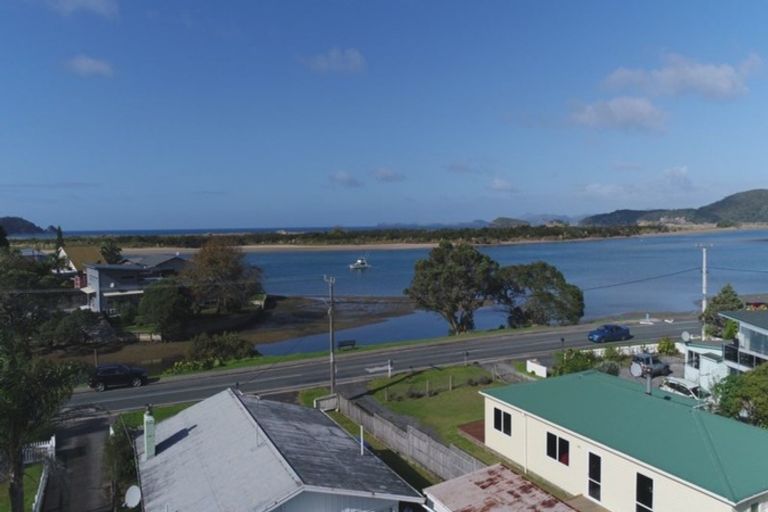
left=481, top=371, right=768, bottom=512
left=720, top=310, right=768, bottom=374
left=680, top=341, right=727, bottom=393
left=135, top=388, right=424, bottom=512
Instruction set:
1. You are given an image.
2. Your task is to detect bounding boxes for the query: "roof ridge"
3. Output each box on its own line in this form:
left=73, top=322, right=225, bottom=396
left=690, top=409, right=738, bottom=503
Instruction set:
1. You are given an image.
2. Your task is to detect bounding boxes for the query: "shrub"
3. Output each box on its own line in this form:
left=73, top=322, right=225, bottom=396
left=165, top=359, right=217, bottom=375
left=595, top=360, right=620, bottom=376
left=188, top=332, right=255, bottom=362
left=406, top=389, right=425, bottom=399
left=602, top=345, right=623, bottom=362
left=551, top=349, right=598, bottom=376
left=477, top=375, right=493, bottom=385
left=723, top=320, right=739, bottom=341
left=657, top=337, right=678, bottom=355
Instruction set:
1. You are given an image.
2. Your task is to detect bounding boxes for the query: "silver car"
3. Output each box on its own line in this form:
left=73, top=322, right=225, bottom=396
left=632, top=353, right=671, bottom=377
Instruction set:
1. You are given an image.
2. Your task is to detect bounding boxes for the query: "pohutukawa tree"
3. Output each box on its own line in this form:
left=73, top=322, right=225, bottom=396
left=405, top=241, right=498, bottom=334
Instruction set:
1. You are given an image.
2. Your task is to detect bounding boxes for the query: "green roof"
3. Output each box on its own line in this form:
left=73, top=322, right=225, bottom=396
left=719, top=310, right=768, bottom=331
left=482, top=371, right=768, bottom=504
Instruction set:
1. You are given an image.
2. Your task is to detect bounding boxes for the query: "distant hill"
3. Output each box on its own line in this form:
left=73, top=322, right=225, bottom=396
left=581, top=190, right=768, bottom=226
left=0, top=216, right=46, bottom=234
left=489, top=217, right=530, bottom=228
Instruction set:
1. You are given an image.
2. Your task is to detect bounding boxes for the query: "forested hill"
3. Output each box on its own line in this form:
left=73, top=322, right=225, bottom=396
left=581, top=190, right=768, bottom=226
left=0, top=216, right=46, bottom=234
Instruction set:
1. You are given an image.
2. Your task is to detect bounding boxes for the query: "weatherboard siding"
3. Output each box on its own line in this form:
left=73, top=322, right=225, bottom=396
left=484, top=397, right=740, bottom=512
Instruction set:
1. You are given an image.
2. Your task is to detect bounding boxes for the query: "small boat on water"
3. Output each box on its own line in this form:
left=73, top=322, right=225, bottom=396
left=349, top=256, right=371, bottom=270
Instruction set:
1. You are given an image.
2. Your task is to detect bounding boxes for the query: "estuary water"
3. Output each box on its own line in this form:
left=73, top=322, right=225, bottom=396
left=250, top=229, right=768, bottom=355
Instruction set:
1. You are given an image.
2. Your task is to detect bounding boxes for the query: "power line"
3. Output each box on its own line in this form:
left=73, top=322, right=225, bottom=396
left=709, top=265, right=768, bottom=274
left=582, top=267, right=701, bottom=292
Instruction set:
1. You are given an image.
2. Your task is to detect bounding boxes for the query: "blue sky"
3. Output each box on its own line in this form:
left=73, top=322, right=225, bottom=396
left=2, top=1, right=767, bottom=229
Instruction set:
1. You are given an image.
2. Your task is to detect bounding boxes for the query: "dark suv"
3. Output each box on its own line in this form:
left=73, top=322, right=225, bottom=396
left=89, top=364, right=148, bottom=392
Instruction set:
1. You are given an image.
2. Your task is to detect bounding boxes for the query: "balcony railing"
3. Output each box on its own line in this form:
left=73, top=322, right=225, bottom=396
left=723, top=343, right=767, bottom=369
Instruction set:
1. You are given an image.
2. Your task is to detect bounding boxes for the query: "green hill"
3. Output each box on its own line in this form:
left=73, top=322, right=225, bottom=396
left=0, top=216, right=45, bottom=234
left=581, top=189, right=768, bottom=226
left=489, top=217, right=530, bottom=228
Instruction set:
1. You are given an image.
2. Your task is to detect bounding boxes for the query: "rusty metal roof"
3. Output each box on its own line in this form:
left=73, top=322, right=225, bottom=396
left=424, top=464, right=575, bottom=512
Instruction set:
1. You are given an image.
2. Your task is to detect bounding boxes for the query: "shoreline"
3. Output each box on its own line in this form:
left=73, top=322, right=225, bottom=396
left=119, top=224, right=758, bottom=255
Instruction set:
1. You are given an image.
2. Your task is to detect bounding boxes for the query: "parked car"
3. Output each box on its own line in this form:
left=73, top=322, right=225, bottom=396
left=632, top=352, right=671, bottom=377
left=659, top=377, right=710, bottom=400
left=588, top=324, right=631, bottom=343
left=89, top=364, right=148, bottom=392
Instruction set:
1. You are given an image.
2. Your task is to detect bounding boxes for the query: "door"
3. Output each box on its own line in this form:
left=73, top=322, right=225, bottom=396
left=588, top=452, right=601, bottom=501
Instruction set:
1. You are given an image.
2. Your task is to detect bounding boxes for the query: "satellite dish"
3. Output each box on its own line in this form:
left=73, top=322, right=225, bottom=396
left=630, top=362, right=643, bottom=378
left=681, top=331, right=691, bottom=342
left=124, top=485, right=141, bottom=509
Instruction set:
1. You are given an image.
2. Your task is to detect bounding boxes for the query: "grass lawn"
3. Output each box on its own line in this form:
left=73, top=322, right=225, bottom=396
left=368, top=366, right=504, bottom=465
left=118, top=403, right=192, bottom=429
left=298, top=387, right=331, bottom=407
left=0, top=463, right=43, bottom=512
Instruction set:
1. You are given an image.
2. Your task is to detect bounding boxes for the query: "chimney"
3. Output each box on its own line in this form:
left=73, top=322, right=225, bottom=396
left=143, top=404, right=156, bottom=461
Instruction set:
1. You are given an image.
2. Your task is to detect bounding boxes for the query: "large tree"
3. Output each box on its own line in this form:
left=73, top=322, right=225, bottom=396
left=405, top=241, right=498, bottom=334
left=702, top=283, right=743, bottom=337
left=0, top=226, right=7, bottom=250
left=713, top=363, right=768, bottom=427
left=182, top=237, right=262, bottom=314
left=0, top=334, right=82, bottom=511
left=496, top=261, right=584, bottom=328
left=138, top=278, right=193, bottom=340
left=99, top=238, right=123, bottom=264
left=54, top=226, right=64, bottom=249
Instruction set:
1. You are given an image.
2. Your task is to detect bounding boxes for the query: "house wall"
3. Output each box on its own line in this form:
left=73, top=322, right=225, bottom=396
left=484, top=397, right=741, bottom=512
left=275, top=490, right=401, bottom=512
left=683, top=344, right=727, bottom=392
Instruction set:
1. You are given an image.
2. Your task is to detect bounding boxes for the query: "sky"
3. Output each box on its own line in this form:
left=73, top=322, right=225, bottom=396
left=2, top=1, right=768, bottom=230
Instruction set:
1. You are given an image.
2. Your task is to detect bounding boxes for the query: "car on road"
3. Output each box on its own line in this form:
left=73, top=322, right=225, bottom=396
left=588, top=324, right=631, bottom=343
left=659, top=377, right=710, bottom=400
left=89, top=364, right=148, bottom=392
left=632, top=352, right=671, bottom=377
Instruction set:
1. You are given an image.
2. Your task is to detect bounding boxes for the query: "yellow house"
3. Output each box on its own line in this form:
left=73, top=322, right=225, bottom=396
left=481, top=371, right=768, bottom=512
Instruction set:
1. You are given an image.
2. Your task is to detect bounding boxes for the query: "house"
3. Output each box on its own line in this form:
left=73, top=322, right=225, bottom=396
left=481, top=370, right=768, bottom=512
left=719, top=310, right=768, bottom=374
left=423, top=463, right=575, bottom=512
left=125, top=253, right=189, bottom=276
left=81, top=264, right=162, bottom=314
left=681, top=341, right=727, bottom=392
left=54, top=246, right=106, bottom=288
left=135, top=389, right=424, bottom=512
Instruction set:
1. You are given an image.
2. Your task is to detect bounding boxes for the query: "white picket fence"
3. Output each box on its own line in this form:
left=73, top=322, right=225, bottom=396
left=23, top=435, right=56, bottom=465
left=31, top=463, right=51, bottom=512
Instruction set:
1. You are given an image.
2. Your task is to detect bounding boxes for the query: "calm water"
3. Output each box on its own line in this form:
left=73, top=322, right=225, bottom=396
left=251, top=230, right=768, bottom=355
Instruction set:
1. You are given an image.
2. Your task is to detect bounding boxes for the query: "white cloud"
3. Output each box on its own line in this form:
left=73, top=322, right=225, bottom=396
left=373, top=168, right=405, bottom=183
left=572, top=96, right=666, bottom=132
left=604, top=53, right=762, bottom=99
left=662, top=165, right=694, bottom=191
left=305, top=48, right=366, bottom=73
left=64, top=55, right=113, bottom=77
left=489, top=178, right=517, bottom=193
left=48, top=0, right=118, bottom=17
left=329, top=171, right=363, bottom=188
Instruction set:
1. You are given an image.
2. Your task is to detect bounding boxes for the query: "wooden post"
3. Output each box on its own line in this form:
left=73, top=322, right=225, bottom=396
left=426, top=380, right=430, bottom=396
left=449, top=375, right=453, bottom=391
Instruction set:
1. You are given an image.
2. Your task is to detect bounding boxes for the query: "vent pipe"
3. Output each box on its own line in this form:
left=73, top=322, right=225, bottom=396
left=143, top=404, right=156, bottom=461
left=360, top=425, right=364, bottom=456
left=645, top=373, right=652, bottom=396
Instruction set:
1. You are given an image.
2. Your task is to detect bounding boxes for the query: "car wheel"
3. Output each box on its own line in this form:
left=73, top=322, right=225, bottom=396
left=95, top=382, right=106, bottom=392
left=131, top=377, right=143, bottom=388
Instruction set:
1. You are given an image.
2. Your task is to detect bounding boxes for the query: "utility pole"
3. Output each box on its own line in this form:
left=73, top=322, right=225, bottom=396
left=701, top=246, right=708, bottom=341
left=324, top=275, right=337, bottom=394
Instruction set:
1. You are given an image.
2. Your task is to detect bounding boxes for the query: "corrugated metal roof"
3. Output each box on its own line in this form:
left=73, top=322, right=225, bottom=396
left=482, top=371, right=768, bottom=504
left=60, top=246, right=104, bottom=271
left=137, top=389, right=422, bottom=512
left=720, top=310, right=768, bottom=331
left=241, top=395, right=422, bottom=500
left=424, top=464, right=575, bottom=511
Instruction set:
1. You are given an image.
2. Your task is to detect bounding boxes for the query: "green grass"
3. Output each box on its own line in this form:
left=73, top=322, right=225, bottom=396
left=298, top=387, right=330, bottom=407
left=118, top=403, right=192, bottom=429
left=0, top=463, right=43, bottom=512
left=369, top=365, right=492, bottom=401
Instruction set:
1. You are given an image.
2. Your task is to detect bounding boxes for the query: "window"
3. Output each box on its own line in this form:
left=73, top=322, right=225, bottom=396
left=588, top=453, right=601, bottom=501
left=546, top=432, right=569, bottom=466
left=636, top=473, right=653, bottom=512
left=687, top=351, right=700, bottom=369
left=493, top=408, right=511, bottom=436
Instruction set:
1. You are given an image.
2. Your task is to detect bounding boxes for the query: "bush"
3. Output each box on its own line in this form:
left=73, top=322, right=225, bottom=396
left=551, top=349, right=598, bottom=376
left=188, top=332, right=255, bottom=362
left=595, top=360, right=620, bottom=376
left=723, top=320, right=739, bottom=341
left=602, top=345, right=623, bottom=362
left=657, top=337, right=678, bottom=355
left=165, top=359, right=218, bottom=375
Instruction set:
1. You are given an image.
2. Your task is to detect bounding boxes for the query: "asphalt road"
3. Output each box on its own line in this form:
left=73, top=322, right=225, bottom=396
left=67, top=316, right=701, bottom=413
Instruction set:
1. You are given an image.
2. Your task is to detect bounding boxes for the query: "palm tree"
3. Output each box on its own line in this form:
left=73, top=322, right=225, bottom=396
left=0, top=333, right=82, bottom=512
